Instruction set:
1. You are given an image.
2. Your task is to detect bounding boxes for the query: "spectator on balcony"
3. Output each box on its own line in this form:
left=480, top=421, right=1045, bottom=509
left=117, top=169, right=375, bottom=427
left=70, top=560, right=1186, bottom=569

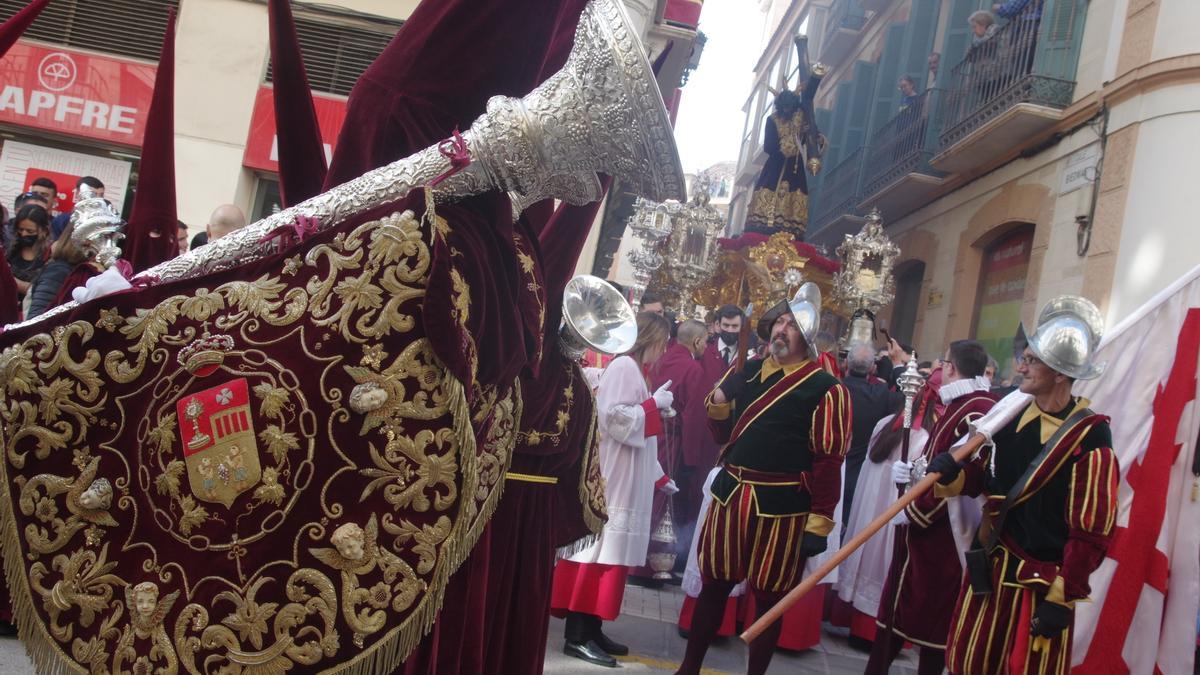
left=893, top=75, right=927, bottom=161
left=965, top=11, right=1003, bottom=103
left=898, top=75, right=923, bottom=115
left=992, top=0, right=1042, bottom=23
left=991, top=0, right=1041, bottom=75
left=969, top=10, right=998, bottom=44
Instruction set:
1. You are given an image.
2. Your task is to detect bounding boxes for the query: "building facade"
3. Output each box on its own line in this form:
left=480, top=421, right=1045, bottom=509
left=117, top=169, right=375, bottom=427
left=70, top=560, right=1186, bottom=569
left=731, top=0, right=1199, bottom=380
left=1, top=0, right=700, bottom=238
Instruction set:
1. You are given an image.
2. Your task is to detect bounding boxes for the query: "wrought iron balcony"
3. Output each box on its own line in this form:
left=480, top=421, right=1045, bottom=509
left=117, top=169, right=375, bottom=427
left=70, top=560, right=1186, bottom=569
left=933, top=0, right=1084, bottom=172
left=820, top=0, right=868, bottom=66
left=859, top=88, right=947, bottom=217
left=808, top=147, right=866, bottom=244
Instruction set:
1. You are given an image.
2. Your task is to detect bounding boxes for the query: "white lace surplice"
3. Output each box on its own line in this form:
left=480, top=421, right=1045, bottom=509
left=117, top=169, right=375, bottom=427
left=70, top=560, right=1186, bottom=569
left=567, top=355, right=665, bottom=567
left=834, top=414, right=928, bottom=618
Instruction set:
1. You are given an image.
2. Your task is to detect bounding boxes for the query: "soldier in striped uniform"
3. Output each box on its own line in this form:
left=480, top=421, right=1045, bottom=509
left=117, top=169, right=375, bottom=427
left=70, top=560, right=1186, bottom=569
left=933, top=297, right=1119, bottom=675
left=675, top=284, right=851, bottom=675
left=867, top=340, right=996, bottom=674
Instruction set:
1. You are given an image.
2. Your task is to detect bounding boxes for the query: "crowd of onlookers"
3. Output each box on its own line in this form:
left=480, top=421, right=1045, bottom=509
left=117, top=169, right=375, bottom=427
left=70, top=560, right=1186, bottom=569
left=0, top=175, right=248, bottom=326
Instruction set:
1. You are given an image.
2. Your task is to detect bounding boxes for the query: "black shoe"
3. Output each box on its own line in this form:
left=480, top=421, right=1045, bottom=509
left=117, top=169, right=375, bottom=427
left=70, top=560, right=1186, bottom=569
left=594, top=629, right=629, bottom=656
left=0, top=620, right=16, bottom=637
left=847, top=635, right=873, bottom=653
left=627, top=575, right=663, bottom=589
left=564, top=640, right=618, bottom=667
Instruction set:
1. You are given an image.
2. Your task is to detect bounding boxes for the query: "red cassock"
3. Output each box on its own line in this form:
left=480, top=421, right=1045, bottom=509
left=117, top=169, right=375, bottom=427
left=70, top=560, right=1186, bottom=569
left=875, top=388, right=997, bottom=648
left=629, top=341, right=705, bottom=578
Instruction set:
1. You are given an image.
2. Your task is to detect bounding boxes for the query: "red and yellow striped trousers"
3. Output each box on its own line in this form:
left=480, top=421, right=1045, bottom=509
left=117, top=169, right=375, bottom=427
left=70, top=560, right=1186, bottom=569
left=946, top=548, right=1073, bottom=675
left=697, top=467, right=812, bottom=594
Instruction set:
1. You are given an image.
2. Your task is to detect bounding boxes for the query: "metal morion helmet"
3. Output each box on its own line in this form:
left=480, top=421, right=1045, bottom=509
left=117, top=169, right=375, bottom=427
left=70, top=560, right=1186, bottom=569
left=1026, top=295, right=1106, bottom=380
left=757, top=283, right=821, bottom=357
left=789, top=282, right=822, bottom=358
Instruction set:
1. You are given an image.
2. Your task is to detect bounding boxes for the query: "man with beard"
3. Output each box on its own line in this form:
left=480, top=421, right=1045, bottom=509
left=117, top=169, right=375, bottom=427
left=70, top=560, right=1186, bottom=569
left=937, top=297, right=1117, bottom=675
left=675, top=285, right=851, bottom=675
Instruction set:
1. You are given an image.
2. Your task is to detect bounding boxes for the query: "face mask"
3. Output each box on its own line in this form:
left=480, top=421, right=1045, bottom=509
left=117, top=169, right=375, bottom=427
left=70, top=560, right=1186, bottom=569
left=16, top=235, right=38, bottom=248
left=719, top=330, right=739, bottom=344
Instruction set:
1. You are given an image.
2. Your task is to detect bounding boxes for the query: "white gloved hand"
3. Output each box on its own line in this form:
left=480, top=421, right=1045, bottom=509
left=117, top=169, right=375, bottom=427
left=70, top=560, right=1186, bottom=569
left=652, top=380, right=675, bottom=411
left=658, top=478, right=679, bottom=495
left=890, top=507, right=910, bottom=527
left=71, top=267, right=132, bottom=305
left=891, top=460, right=913, bottom=485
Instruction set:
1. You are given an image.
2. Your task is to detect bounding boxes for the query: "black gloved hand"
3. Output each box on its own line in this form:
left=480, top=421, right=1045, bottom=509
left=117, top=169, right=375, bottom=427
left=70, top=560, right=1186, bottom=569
left=799, top=532, right=827, bottom=557
left=1030, top=600, right=1072, bottom=638
left=927, top=452, right=963, bottom=485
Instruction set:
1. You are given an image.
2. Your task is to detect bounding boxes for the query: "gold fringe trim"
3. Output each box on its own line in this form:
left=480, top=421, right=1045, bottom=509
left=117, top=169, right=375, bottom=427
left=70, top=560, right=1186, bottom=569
left=578, top=401, right=607, bottom=536
left=325, top=374, right=520, bottom=675
left=0, top=431, right=88, bottom=674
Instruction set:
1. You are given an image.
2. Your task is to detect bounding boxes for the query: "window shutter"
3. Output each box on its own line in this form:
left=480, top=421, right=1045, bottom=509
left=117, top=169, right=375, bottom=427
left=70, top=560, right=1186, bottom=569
left=809, top=106, right=835, bottom=194
left=868, top=24, right=907, bottom=134
left=266, top=15, right=401, bottom=96
left=826, top=80, right=855, bottom=169
left=938, top=0, right=994, bottom=86
left=844, top=60, right=877, bottom=156
left=900, top=0, right=940, bottom=82
left=1033, top=0, right=1087, bottom=81
left=0, top=0, right=178, bottom=62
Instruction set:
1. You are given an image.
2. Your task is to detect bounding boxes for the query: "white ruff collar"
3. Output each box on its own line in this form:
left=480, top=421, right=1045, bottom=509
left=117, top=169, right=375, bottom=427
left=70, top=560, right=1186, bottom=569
left=939, top=376, right=991, bottom=405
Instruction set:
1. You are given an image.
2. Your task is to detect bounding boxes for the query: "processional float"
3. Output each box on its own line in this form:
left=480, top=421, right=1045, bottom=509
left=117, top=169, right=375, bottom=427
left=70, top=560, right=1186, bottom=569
left=0, top=0, right=681, bottom=672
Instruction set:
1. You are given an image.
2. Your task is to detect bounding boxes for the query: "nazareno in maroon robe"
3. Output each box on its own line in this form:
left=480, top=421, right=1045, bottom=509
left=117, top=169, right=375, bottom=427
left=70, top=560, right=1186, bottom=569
left=320, top=0, right=595, bottom=671
left=629, top=341, right=705, bottom=579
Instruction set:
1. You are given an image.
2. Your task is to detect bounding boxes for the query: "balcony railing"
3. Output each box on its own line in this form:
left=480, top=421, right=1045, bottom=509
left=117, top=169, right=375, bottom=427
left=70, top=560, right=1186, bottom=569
left=810, top=147, right=865, bottom=234
left=937, top=7, right=1080, bottom=152
left=861, top=89, right=946, bottom=197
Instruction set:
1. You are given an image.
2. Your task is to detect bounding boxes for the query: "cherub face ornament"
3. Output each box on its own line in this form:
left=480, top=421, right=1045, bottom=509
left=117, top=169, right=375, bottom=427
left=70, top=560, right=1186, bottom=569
left=330, top=522, right=366, bottom=562
left=78, top=478, right=113, bottom=511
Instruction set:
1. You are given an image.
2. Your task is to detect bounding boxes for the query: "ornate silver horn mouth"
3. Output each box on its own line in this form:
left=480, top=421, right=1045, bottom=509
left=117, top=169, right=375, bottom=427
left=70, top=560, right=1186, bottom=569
left=8, top=0, right=683, bottom=330
left=560, top=274, right=638, bottom=359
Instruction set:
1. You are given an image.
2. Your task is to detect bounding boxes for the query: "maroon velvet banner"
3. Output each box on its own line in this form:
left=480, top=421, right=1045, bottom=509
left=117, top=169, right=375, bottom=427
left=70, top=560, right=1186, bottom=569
left=0, top=195, right=527, bottom=673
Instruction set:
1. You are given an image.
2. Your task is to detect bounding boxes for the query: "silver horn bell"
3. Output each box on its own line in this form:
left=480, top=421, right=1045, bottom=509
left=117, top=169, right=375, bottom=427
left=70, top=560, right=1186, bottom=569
left=560, top=275, right=638, bottom=359
left=1026, top=295, right=1105, bottom=380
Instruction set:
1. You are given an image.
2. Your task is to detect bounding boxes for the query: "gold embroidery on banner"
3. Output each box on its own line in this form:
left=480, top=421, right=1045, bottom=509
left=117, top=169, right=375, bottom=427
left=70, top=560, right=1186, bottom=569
left=0, top=202, right=522, bottom=674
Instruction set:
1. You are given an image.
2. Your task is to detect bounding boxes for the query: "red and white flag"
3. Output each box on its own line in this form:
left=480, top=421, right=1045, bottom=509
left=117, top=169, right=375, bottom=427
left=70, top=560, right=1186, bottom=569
left=1072, top=264, right=1200, bottom=674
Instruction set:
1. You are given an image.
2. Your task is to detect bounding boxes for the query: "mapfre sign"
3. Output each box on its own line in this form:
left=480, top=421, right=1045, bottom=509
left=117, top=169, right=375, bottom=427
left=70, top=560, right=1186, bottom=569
left=0, top=41, right=155, bottom=146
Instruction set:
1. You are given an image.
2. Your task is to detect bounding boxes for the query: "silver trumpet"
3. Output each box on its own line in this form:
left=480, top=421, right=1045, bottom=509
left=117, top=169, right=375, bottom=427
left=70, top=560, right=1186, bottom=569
left=14, top=0, right=683, bottom=330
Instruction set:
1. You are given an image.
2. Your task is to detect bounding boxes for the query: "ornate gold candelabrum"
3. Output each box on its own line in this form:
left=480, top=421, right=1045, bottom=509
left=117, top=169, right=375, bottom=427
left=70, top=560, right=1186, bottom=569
left=832, top=208, right=901, bottom=344
left=626, top=197, right=679, bottom=309
left=659, top=174, right=727, bottom=319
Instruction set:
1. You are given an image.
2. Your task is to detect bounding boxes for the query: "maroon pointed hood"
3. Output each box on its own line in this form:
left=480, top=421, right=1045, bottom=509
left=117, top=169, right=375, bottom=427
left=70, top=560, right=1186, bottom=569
left=0, top=0, right=51, bottom=59
left=123, top=8, right=178, bottom=273
left=268, top=0, right=326, bottom=206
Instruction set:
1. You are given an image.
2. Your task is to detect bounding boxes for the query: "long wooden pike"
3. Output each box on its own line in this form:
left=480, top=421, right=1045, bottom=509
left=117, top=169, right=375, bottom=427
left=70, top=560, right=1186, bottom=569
left=740, top=433, right=989, bottom=643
